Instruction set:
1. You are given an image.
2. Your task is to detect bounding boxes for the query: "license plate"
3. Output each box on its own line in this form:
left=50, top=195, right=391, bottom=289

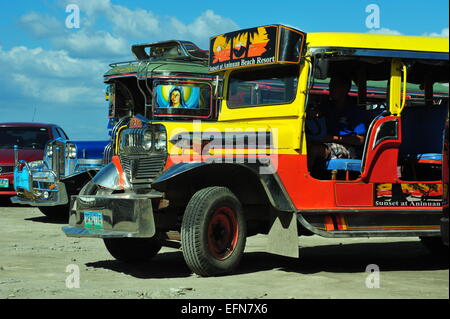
left=83, top=212, right=103, bottom=229
left=0, top=179, right=9, bottom=188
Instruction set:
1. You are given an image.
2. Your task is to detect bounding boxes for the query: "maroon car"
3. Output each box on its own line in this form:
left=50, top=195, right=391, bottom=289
left=0, top=123, right=68, bottom=196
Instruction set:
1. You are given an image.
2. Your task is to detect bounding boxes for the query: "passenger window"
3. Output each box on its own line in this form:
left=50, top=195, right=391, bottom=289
left=228, top=65, right=298, bottom=108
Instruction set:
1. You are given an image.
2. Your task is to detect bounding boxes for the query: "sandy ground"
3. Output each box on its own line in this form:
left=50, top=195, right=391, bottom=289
left=0, top=197, right=448, bottom=300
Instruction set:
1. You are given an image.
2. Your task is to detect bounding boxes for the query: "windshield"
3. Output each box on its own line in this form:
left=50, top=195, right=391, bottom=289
left=0, top=127, right=50, bottom=150
left=228, top=65, right=299, bottom=108
left=153, top=80, right=214, bottom=119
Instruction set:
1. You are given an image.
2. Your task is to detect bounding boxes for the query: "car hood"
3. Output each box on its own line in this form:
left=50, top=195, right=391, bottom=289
left=0, top=149, right=44, bottom=165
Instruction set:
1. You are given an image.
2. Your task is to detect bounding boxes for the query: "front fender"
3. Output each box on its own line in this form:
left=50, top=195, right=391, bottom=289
left=152, top=162, right=206, bottom=186
left=152, top=161, right=295, bottom=212
left=92, top=157, right=131, bottom=190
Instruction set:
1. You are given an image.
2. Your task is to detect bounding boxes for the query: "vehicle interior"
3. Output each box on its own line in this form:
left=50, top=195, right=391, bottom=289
left=305, top=55, right=449, bottom=182
left=0, top=127, right=50, bottom=149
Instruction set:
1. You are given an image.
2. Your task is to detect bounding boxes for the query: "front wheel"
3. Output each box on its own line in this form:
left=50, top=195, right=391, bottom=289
left=181, top=187, right=247, bottom=277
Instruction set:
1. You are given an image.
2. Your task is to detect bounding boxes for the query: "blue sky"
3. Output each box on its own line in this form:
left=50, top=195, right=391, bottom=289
left=0, top=0, right=448, bottom=140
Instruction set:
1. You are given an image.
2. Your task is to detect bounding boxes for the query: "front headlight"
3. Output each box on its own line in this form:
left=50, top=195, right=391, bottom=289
left=45, top=145, right=53, bottom=157
left=155, top=131, right=167, bottom=151
left=66, top=143, right=77, bottom=159
left=142, top=130, right=152, bottom=151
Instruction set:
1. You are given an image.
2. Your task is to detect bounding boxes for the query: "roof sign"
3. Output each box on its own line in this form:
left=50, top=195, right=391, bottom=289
left=209, top=25, right=306, bottom=73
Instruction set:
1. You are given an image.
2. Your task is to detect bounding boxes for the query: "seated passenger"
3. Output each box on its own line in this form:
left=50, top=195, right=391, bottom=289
left=308, top=74, right=368, bottom=172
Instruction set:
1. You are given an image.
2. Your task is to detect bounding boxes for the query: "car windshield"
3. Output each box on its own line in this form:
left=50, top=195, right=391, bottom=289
left=0, top=127, right=50, bottom=150
left=152, top=80, right=214, bottom=119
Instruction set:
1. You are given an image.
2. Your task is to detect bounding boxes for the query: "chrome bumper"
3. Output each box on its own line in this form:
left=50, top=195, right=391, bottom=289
left=11, top=181, right=68, bottom=206
left=62, top=193, right=162, bottom=238
left=13, top=161, right=69, bottom=206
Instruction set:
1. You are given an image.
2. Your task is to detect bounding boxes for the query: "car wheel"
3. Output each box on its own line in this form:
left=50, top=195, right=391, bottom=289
left=181, top=186, right=247, bottom=277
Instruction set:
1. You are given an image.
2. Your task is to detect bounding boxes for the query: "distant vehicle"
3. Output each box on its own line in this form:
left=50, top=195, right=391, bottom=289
left=1, top=122, right=66, bottom=197
left=11, top=135, right=108, bottom=220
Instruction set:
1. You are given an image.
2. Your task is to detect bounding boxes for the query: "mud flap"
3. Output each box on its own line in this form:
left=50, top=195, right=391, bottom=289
left=266, top=209, right=299, bottom=258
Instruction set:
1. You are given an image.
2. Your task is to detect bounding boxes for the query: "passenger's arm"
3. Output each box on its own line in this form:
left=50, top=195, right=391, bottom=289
left=321, top=134, right=365, bottom=146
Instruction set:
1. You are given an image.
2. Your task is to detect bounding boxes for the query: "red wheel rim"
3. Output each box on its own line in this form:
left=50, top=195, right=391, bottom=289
left=207, top=206, right=239, bottom=260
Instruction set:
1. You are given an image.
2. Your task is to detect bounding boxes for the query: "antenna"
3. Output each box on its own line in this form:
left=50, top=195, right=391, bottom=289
left=31, top=106, right=37, bottom=122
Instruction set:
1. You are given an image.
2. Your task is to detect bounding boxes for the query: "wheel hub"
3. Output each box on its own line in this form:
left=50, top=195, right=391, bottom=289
left=207, top=206, right=239, bottom=260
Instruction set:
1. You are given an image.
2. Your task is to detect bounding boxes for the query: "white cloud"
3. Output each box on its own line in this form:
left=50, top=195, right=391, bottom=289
left=52, top=2, right=238, bottom=50
left=19, top=9, right=132, bottom=60
left=59, top=0, right=112, bottom=16
left=19, top=12, right=66, bottom=38
left=368, top=27, right=449, bottom=38
left=59, top=0, right=161, bottom=38
left=107, top=4, right=161, bottom=38
left=12, top=73, right=102, bottom=104
left=165, top=10, right=239, bottom=48
left=368, top=27, right=402, bottom=35
left=0, top=45, right=108, bottom=139
left=423, top=27, right=449, bottom=37
left=180, top=10, right=238, bottom=39
left=0, top=46, right=105, bottom=79
left=52, top=30, right=130, bottom=59
left=0, top=45, right=105, bottom=104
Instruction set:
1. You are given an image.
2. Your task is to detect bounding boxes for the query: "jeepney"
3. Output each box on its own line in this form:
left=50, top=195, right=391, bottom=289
left=63, top=25, right=449, bottom=277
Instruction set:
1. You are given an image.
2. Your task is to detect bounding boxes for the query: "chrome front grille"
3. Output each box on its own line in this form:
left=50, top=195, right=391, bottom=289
left=103, top=117, right=130, bottom=165
left=50, top=141, right=65, bottom=175
left=120, top=154, right=167, bottom=182
left=102, top=142, right=113, bottom=165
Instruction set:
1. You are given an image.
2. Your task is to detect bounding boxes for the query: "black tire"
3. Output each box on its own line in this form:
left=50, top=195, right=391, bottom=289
left=38, top=205, right=70, bottom=221
left=103, top=237, right=162, bottom=262
left=420, top=236, right=448, bottom=255
left=181, top=186, right=247, bottom=277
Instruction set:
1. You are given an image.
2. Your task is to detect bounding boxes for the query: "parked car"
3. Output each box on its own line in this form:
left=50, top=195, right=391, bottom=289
left=11, top=136, right=109, bottom=220
left=1, top=123, right=66, bottom=197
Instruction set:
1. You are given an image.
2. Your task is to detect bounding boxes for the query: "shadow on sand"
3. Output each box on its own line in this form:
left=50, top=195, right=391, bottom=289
left=85, top=240, right=449, bottom=279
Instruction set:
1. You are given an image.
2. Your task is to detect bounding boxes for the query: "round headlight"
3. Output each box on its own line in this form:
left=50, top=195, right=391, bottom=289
left=142, top=130, right=152, bottom=151
left=155, top=131, right=167, bottom=151
left=67, top=143, right=77, bottom=159
left=45, top=145, right=53, bottom=157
